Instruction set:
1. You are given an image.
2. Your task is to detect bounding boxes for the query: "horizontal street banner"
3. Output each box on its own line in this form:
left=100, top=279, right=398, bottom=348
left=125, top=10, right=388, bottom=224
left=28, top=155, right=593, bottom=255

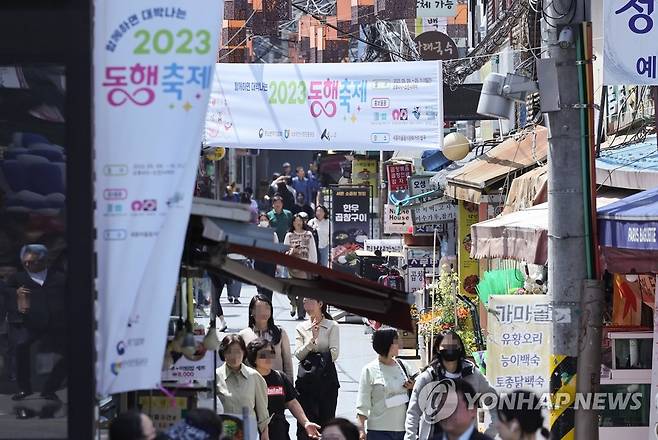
left=204, top=61, right=444, bottom=150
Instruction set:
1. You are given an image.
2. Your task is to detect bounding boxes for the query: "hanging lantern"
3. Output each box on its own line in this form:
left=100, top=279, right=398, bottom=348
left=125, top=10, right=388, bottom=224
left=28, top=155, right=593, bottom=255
left=442, top=132, right=470, bottom=161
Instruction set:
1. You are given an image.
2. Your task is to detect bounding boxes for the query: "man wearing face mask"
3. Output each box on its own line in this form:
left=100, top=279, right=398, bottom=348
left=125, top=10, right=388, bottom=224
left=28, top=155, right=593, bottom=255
left=253, top=213, right=278, bottom=302
left=4, top=244, right=67, bottom=402
left=404, top=331, right=498, bottom=440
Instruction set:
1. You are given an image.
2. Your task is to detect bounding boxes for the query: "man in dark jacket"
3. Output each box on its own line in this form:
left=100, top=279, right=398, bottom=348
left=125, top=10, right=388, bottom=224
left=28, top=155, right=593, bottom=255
left=5, top=244, right=67, bottom=401
left=436, top=379, right=492, bottom=440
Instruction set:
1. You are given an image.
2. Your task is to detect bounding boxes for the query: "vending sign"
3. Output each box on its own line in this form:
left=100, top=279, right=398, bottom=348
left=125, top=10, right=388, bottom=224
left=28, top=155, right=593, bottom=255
left=330, top=186, right=371, bottom=274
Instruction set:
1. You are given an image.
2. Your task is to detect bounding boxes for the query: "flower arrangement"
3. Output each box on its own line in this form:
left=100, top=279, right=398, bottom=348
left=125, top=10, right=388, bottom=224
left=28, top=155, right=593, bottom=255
left=417, top=264, right=480, bottom=357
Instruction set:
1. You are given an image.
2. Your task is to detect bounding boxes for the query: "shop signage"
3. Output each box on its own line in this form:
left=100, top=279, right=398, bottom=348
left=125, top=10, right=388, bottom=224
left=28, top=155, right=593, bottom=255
left=384, top=204, right=413, bottom=235
left=487, top=295, right=552, bottom=393
left=352, top=158, right=379, bottom=197
left=364, top=238, right=404, bottom=254
left=416, top=0, right=459, bottom=17
left=161, top=336, right=215, bottom=384
left=329, top=186, right=371, bottom=274
left=205, top=61, right=445, bottom=150
left=408, top=174, right=456, bottom=236
left=604, top=0, right=658, bottom=85
left=404, top=246, right=439, bottom=294
left=95, top=0, right=224, bottom=395
left=414, top=31, right=459, bottom=61
left=138, top=396, right=188, bottom=431
left=457, top=200, right=479, bottom=297
left=387, top=163, right=413, bottom=192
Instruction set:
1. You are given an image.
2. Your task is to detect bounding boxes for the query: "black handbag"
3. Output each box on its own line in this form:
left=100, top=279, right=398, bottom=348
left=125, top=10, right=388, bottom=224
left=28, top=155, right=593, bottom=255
left=296, top=351, right=334, bottom=391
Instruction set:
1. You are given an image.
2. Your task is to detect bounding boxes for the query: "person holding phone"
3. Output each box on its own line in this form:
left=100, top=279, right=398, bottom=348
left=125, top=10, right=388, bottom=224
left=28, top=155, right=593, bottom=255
left=5, top=244, right=67, bottom=402
left=357, top=328, right=417, bottom=440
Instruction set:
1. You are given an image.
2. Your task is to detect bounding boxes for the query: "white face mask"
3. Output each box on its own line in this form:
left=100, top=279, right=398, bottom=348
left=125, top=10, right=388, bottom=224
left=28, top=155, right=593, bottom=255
left=259, top=221, right=269, bottom=227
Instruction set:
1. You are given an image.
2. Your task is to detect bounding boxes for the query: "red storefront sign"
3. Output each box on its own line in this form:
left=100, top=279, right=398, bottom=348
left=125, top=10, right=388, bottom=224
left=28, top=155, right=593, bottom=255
left=387, top=163, right=413, bottom=191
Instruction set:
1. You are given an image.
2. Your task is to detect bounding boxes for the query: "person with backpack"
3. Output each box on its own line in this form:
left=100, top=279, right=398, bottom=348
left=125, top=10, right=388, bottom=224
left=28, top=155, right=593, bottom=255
left=239, top=294, right=294, bottom=381
left=404, top=330, right=497, bottom=440
left=357, top=328, right=417, bottom=440
left=247, top=338, right=321, bottom=440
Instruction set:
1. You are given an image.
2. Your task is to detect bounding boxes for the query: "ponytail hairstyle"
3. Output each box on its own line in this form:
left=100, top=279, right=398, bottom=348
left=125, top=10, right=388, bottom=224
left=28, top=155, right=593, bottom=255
left=320, top=301, right=333, bottom=321
left=497, top=390, right=549, bottom=438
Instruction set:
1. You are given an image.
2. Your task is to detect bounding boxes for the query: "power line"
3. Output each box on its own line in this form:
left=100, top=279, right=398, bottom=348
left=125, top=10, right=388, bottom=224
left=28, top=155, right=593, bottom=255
left=290, top=2, right=414, bottom=61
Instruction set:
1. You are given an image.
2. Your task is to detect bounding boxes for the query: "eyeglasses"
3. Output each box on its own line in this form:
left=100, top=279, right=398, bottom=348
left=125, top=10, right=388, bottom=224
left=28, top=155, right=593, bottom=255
left=257, top=350, right=276, bottom=359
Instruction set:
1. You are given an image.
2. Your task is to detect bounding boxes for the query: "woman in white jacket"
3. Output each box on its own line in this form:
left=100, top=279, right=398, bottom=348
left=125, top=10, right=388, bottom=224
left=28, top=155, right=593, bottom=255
left=284, top=213, right=317, bottom=319
left=308, top=205, right=330, bottom=267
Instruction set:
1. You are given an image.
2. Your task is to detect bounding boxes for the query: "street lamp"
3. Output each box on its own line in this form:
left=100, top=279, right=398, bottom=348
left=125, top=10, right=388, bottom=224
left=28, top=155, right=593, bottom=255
left=442, top=132, right=471, bottom=161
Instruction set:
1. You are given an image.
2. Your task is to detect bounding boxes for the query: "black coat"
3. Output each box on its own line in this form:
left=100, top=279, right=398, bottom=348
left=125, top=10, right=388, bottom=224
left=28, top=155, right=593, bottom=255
left=4, top=270, right=66, bottom=333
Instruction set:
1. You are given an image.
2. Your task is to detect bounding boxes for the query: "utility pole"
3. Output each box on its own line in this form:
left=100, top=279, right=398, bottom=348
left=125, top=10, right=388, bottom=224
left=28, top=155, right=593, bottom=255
left=543, top=0, right=606, bottom=439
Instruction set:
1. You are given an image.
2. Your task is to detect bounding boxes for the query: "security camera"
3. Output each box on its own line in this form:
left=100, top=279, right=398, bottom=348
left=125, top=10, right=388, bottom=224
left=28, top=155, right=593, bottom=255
left=558, top=26, right=574, bottom=48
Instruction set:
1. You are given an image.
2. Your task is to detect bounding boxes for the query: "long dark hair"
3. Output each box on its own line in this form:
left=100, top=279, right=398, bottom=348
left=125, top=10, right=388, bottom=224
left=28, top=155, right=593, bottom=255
left=289, top=213, right=307, bottom=233
left=498, top=390, right=550, bottom=438
left=307, top=298, right=332, bottom=321
left=247, top=294, right=282, bottom=345
left=430, top=330, right=466, bottom=367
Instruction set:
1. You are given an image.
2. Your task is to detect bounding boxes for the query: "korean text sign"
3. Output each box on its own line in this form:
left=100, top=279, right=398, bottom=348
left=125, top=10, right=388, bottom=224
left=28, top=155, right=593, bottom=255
left=94, top=0, right=223, bottom=395
left=330, top=186, right=371, bottom=273
left=457, top=201, right=479, bottom=297
left=487, top=295, right=552, bottom=393
left=205, top=61, right=444, bottom=150
left=604, top=0, right=658, bottom=85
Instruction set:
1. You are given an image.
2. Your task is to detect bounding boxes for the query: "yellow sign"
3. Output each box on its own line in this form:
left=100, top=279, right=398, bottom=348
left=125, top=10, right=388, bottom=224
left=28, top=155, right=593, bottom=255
left=457, top=200, right=479, bottom=297
left=138, top=396, right=187, bottom=431
left=205, top=146, right=226, bottom=161
left=351, top=158, right=378, bottom=197
left=487, top=295, right=551, bottom=393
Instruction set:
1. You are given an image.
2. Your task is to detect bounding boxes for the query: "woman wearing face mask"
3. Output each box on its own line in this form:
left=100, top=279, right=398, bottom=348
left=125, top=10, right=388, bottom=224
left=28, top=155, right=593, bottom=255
left=294, top=298, right=340, bottom=440
left=239, top=294, right=294, bottom=381
left=308, top=205, right=330, bottom=267
left=496, top=391, right=549, bottom=440
left=216, top=334, right=270, bottom=440
left=357, top=328, right=418, bottom=440
left=284, top=214, right=317, bottom=319
left=254, top=214, right=277, bottom=301
left=404, top=330, right=497, bottom=440
left=247, top=338, right=322, bottom=440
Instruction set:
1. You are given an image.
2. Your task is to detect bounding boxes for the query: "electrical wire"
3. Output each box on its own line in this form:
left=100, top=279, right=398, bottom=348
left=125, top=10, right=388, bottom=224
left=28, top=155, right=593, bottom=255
left=220, top=9, right=257, bottom=49
left=218, top=36, right=251, bottom=60
left=290, top=2, right=415, bottom=61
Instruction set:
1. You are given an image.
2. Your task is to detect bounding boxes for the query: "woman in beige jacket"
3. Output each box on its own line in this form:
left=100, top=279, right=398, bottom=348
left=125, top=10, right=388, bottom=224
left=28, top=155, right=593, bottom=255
left=239, top=294, right=294, bottom=381
left=294, top=298, right=340, bottom=440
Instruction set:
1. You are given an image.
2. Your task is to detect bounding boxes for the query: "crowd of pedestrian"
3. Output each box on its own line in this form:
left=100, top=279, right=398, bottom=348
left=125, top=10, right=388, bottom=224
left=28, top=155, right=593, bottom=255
left=111, top=326, right=548, bottom=440
left=217, top=162, right=330, bottom=320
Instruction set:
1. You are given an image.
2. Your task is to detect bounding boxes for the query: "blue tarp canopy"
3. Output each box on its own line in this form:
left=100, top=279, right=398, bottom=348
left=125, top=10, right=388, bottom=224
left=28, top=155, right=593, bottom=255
left=598, top=186, right=658, bottom=273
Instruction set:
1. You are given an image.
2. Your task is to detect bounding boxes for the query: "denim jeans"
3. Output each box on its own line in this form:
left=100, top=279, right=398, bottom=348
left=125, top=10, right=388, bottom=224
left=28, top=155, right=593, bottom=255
left=366, top=431, right=404, bottom=440
left=318, top=246, right=329, bottom=267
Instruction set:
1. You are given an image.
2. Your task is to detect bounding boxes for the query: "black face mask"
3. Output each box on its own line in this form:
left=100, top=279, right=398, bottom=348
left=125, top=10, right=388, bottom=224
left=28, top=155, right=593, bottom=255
left=439, top=348, right=461, bottom=362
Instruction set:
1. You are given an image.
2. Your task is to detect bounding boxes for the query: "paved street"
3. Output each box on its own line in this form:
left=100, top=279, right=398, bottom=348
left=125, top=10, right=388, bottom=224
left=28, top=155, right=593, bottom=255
left=216, top=284, right=375, bottom=436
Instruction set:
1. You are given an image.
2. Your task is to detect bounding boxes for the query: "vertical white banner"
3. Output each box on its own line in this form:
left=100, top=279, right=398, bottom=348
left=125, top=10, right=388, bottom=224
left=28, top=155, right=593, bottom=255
left=94, top=1, right=224, bottom=395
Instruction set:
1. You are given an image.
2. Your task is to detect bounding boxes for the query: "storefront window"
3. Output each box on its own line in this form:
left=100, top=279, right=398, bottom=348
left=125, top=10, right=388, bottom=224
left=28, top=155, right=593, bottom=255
left=599, top=383, right=650, bottom=427
left=0, top=65, right=68, bottom=438
left=614, top=337, right=653, bottom=369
